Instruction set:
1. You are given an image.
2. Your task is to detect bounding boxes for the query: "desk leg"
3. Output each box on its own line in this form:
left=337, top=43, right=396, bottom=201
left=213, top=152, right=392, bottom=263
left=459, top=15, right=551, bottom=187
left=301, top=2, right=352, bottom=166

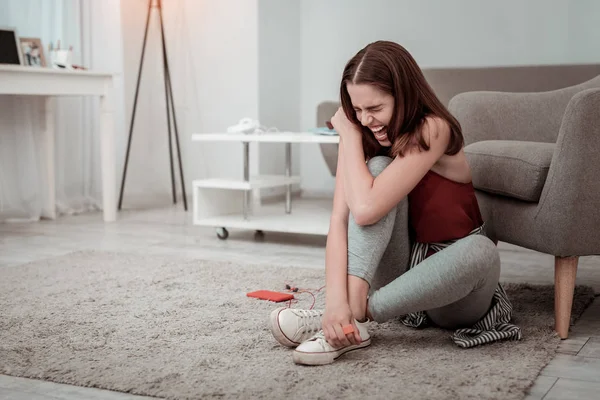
left=100, top=94, right=117, bottom=222
left=41, top=96, right=56, bottom=220
left=285, top=143, right=292, bottom=214
left=243, top=142, right=250, bottom=220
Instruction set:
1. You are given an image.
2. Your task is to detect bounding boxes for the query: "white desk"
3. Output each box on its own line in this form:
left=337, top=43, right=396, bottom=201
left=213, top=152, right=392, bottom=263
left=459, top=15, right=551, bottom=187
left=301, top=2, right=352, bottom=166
left=0, top=65, right=117, bottom=222
left=191, top=132, right=339, bottom=239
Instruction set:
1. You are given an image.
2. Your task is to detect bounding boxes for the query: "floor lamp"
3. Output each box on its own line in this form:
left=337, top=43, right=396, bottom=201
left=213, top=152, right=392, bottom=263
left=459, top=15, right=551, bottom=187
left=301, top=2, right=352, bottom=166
left=118, top=0, right=188, bottom=211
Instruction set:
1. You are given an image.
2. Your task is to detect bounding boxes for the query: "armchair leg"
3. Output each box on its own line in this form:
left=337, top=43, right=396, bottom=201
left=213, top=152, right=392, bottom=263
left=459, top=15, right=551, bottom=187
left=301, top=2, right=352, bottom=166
left=554, top=256, right=579, bottom=339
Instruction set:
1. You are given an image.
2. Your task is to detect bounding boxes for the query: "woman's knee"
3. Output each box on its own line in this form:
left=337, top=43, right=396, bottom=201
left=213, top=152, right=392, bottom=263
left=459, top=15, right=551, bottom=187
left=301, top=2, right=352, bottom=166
left=367, top=156, right=393, bottom=177
left=455, top=235, right=500, bottom=276
left=425, top=236, right=500, bottom=328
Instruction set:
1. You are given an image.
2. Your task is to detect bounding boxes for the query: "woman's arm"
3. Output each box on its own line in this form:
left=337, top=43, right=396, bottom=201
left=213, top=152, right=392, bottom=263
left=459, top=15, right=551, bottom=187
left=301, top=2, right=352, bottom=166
left=323, top=141, right=362, bottom=346
left=325, top=141, right=350, bottom=308
left=341, top=117, right=450, bottom=226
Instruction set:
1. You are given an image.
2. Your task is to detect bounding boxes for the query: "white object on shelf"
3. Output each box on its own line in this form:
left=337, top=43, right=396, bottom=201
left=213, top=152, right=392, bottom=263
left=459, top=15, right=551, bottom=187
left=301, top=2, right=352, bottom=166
left=191, top=132, right=336, bottom=238
left=226, top=118, right=260, bottom=134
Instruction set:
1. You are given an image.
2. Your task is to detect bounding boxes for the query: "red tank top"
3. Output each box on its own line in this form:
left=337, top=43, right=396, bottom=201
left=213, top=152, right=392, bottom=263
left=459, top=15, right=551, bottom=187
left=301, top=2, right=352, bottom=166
left=407, top=170, right=483, bottom=244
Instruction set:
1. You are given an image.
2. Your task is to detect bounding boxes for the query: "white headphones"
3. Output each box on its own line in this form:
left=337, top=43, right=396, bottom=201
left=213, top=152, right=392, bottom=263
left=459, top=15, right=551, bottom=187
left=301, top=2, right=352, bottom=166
left=226, top=118, right=278, bottom=134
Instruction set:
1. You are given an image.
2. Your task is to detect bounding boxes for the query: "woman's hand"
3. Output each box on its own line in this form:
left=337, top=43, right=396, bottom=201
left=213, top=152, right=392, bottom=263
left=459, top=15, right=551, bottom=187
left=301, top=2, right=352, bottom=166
left=330, top=107, right=361, bottom=139
left=321, top=301, right=362, bottom=348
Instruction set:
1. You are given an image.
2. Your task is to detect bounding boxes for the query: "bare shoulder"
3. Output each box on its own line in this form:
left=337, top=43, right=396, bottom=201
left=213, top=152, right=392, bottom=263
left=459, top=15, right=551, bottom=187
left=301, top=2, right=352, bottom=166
left=422, top=115, right=451, bottom=145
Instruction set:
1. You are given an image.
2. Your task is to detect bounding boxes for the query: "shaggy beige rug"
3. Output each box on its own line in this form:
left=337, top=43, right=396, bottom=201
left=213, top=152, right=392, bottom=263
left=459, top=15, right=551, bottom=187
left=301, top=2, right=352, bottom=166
left=0, top=251, right=595, bottom=400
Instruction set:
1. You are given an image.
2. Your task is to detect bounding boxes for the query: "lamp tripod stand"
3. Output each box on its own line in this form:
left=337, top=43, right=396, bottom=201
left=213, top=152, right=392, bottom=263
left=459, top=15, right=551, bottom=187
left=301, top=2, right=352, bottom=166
left=118, top=0, right=187, bottom=211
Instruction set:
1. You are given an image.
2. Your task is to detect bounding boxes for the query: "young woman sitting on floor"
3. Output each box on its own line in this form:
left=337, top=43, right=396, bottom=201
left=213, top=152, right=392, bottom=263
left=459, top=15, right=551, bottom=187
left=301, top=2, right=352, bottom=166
left=269, top=40, right=520, bottom=366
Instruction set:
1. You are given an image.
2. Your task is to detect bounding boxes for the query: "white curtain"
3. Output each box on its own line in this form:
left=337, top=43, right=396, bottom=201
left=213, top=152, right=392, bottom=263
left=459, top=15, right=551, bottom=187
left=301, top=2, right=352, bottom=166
left=0, top=0, right=125, bottom=222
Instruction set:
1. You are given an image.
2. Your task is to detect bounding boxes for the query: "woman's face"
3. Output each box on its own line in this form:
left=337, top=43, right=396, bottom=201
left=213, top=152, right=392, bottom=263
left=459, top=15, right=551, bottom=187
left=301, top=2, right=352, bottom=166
left=346, top=83, right=395, bottom=147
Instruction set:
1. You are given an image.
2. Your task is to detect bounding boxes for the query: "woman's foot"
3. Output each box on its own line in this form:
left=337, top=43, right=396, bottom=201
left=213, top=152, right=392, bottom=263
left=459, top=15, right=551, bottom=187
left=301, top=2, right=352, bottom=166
left=292, top=320, right=371, bottom=365
left=269, top=307, right=324, bottom=347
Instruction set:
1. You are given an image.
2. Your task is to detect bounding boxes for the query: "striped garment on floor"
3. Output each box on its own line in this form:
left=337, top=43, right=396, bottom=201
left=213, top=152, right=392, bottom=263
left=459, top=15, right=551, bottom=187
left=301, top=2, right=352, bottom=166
left=399, top=225, right=523, bottom=348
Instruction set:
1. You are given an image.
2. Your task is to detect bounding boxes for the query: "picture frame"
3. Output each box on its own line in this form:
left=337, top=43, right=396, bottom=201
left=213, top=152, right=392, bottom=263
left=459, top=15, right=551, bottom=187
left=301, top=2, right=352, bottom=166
left=19, top=37, right=46, bottom=67
left=0, top=26, right=24, bottom=65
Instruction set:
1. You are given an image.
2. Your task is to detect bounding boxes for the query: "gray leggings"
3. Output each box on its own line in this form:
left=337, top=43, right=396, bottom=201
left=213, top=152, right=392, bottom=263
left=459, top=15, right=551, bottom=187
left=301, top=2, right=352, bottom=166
left=348, top=156, right=500, bottom=329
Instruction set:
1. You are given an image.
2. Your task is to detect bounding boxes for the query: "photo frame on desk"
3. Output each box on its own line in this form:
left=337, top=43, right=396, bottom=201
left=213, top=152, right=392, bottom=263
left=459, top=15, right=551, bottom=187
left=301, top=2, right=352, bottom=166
left=0, top=26, right=24, bottom=65
left=19, top=37, right=46, bottom=67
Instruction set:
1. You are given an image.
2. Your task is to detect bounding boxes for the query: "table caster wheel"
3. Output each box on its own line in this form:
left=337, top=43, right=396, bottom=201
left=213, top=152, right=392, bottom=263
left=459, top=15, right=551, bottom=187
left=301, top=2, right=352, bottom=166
left=216, top=227, right=229, bottom=240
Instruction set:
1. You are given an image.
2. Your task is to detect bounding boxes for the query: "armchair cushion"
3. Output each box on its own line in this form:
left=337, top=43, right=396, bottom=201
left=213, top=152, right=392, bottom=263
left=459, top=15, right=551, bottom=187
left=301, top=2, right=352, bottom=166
left=465, top=140, right=555, bottom=202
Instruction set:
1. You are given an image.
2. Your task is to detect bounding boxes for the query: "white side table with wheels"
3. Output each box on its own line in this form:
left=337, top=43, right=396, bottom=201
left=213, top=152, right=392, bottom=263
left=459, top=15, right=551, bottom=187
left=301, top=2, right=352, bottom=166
left=191, top=132, right=339, bottom=239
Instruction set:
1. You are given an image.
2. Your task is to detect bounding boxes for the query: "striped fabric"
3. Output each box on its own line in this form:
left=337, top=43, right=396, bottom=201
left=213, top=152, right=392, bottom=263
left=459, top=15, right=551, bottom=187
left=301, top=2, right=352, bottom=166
left=399, top=225, right=523, bottom=348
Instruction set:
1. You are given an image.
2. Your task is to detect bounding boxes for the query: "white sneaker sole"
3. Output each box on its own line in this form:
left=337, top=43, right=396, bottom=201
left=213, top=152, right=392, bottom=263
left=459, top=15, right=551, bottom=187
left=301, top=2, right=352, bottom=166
left=292, top=338, right=372, bottom=365
left=269, top=307, right=301, bottom=348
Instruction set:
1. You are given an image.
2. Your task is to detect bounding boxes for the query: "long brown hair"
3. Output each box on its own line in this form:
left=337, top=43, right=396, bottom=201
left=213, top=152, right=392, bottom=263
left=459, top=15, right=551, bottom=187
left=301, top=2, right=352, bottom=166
left=340, top=41, right=463, bottom=159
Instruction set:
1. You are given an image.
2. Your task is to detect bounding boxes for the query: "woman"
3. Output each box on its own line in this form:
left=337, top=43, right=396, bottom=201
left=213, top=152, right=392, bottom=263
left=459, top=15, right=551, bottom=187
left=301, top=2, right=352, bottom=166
left=269, top=41, right=520, bottom=366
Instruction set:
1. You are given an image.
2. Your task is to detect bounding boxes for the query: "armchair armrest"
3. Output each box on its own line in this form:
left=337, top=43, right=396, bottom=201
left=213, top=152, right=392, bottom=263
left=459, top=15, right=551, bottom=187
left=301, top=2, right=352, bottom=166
left=448, top=90, right=570, bottom=145
left=535, top=88, right=600, bottom=255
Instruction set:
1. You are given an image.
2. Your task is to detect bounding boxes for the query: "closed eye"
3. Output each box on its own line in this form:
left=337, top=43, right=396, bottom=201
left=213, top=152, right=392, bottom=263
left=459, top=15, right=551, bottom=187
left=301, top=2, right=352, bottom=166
left=354, top=107, right=382, bottom=112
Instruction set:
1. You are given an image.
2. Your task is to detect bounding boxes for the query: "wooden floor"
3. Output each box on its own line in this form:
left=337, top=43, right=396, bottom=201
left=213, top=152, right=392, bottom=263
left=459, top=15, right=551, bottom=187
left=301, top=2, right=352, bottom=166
left=1, top=205, right=599, bottom=400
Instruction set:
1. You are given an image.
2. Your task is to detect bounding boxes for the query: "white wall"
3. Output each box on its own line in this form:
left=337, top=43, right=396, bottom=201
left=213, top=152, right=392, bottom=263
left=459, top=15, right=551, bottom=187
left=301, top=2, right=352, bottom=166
left=118, top=0, right=305, bottom=207
left=567, top=0, right=600, bottom=63
left=119, top=0, right=259, bottom=207
left=298, top=0, right=600, bottom=196
left=117, top=0, right=600, bottom=204
left=257, top=0, right=302, bottom=198
left=82, top=0, right=127, bottom=206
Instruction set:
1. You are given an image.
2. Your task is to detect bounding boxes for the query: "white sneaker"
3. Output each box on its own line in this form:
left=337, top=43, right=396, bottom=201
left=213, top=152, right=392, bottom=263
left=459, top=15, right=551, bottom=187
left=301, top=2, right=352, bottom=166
left=292, top=320, right=371, bottom=365
left=269, top=307, right=324, bottom=347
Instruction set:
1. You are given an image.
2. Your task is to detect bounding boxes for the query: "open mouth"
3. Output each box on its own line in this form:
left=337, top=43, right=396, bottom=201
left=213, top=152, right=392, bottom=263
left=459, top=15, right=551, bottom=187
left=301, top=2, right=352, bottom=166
left=371, top=126, right=388, bottom=141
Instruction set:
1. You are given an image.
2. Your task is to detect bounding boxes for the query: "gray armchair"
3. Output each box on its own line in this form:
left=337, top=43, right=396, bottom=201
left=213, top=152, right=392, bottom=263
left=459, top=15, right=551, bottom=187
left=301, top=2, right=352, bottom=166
left=448, top=75, right=600, bottom=339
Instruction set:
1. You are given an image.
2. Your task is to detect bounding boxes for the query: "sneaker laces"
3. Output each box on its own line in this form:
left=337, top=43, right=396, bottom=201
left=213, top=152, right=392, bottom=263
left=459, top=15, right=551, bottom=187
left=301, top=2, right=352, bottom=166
left=305, top=330, right=336, bottom=351
left=292, top=309, right=323, bottom=336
